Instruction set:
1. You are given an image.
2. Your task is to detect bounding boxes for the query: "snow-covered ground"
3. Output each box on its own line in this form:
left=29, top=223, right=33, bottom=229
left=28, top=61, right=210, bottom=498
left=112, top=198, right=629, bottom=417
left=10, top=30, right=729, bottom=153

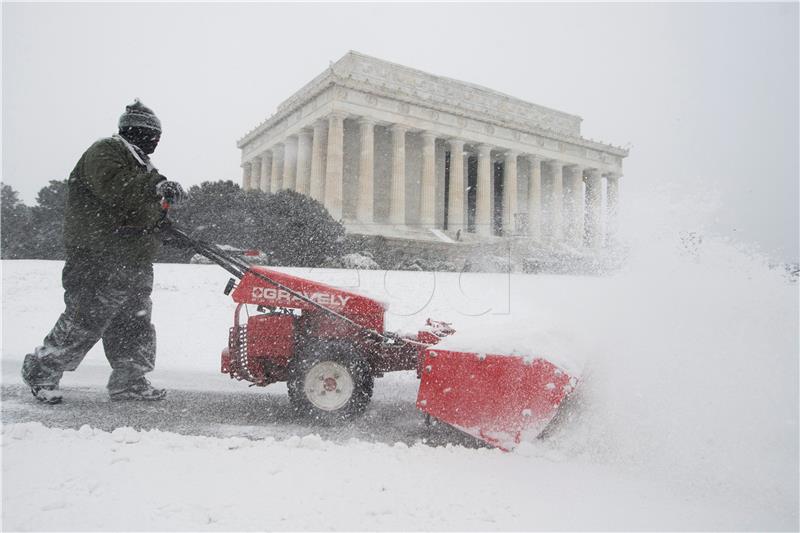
left=2, top=227, right=798, bottom=529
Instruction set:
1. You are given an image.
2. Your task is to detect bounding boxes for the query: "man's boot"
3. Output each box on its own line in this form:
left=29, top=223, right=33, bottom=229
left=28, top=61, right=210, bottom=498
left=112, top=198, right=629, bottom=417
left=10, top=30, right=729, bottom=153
left=109, top=378, right=166, bottom=401
left=21, top=354, right=63, bottom=404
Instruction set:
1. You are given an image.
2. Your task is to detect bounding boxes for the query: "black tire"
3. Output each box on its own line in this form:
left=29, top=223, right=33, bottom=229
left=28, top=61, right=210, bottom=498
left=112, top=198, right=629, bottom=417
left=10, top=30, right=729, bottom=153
left=287, top=340, right=374, bottom=424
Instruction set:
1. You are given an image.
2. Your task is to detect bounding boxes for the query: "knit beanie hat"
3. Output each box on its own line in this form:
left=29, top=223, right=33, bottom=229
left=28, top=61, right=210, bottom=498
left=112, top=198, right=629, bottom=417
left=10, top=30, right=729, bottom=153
left=118, top=99, right=162, bottom=133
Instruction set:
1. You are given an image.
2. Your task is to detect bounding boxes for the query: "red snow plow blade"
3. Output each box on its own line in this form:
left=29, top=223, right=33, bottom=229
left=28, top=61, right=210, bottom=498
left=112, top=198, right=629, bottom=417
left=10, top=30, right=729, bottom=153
left=416, top=349, right=578, bottom=451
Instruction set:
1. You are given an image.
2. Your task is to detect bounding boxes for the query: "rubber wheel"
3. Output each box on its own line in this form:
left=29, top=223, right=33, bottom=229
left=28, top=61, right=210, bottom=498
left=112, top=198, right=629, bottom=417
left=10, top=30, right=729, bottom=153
left=287, top=341, right=374, bottom=424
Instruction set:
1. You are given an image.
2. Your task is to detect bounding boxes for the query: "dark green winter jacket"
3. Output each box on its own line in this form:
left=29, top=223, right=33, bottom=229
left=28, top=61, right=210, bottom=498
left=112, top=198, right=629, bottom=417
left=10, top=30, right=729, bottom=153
left=64, top=136, right=166, bottom=265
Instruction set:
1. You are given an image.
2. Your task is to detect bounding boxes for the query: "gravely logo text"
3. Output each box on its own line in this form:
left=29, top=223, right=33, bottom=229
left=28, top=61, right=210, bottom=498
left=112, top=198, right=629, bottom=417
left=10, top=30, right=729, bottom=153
left=251, top=287, right=351, bottom=308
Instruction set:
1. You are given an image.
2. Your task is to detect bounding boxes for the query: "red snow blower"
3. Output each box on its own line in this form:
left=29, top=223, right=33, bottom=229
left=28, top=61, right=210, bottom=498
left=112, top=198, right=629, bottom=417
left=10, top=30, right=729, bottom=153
left=164, top=223, right=578, bottom=451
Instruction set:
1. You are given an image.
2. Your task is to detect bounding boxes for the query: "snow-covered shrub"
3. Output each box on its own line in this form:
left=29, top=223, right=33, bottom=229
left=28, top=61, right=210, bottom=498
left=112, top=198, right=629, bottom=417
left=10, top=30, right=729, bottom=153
left=341, top=253, right=379, bottom=270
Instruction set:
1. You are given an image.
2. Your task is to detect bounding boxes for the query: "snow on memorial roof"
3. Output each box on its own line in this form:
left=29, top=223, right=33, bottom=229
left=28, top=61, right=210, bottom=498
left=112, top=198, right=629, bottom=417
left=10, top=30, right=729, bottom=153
left=238, top=51, right=628, bottom=157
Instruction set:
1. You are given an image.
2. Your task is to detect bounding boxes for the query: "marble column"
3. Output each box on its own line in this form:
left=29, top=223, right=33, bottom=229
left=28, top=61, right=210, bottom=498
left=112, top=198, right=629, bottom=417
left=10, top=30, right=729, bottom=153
left=357, top=118, right=376, bottom=223
left=295, top=130, right=313, bottom=195
left=260, top=151, right=273, bottom=193
left=549, top=161, right=564, bottom=241
left=241, top=162, right=252, bottom=191
left=420, top=131, right=437, bottom=227
left=324, top=112, right=345, bottom=220
left=250, top=156, right=261, bottom=193
left=282, top=136, right=298, bottom=192
left=568, top=165, right=585, bottom=247
left=270, top=144, right=284, bottom=194
left=585, top=169, right=603, bottom=249
left=309, top=120, right=327, bottom=202
left=606, top=172, right=620, bottom=246
left=447, top=139, right=466, bottom=233
left=503, top=151, right=518, bottom=236
left=389, top=124, right=408, bottom=226
left=527, top=155, right=542, bottom=241
left=476, top=144, right=492, bottom=237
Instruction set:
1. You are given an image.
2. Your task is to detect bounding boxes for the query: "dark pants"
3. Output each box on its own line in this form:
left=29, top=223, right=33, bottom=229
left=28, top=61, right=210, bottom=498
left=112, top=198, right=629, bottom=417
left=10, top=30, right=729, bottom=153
left=22, top=248, right=157, bottom=393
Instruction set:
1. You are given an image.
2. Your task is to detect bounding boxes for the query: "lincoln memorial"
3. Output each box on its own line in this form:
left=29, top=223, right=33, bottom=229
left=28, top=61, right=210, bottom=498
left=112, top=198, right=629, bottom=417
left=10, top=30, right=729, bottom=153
left=238, top=51, right=627, bottom=249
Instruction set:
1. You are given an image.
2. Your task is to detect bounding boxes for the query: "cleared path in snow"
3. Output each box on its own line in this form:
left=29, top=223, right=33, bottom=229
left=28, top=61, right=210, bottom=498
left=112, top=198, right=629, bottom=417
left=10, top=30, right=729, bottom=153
left=1, top=361, right=481, bottom=448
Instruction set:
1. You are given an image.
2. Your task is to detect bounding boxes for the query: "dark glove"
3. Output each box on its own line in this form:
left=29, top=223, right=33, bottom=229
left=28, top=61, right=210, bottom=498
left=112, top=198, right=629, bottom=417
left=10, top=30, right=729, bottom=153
left=156, top=180, right=188, bottom=206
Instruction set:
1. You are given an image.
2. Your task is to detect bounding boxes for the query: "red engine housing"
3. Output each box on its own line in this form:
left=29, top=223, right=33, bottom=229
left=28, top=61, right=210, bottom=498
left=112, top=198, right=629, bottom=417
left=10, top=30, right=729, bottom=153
left=222, top=267, right=433, bottom=385
left=233, top=267, right=385, bottom=332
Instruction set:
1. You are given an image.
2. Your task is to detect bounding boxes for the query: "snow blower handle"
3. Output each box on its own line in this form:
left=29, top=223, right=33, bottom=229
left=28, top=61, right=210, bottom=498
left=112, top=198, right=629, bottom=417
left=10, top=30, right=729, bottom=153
left=153, top=194, right=250, bottom=280
left=159, top=220, right=389, bottom=342
left=156, top=211, right=414, bottom=347
left=158, top=218, right=252, bottom=280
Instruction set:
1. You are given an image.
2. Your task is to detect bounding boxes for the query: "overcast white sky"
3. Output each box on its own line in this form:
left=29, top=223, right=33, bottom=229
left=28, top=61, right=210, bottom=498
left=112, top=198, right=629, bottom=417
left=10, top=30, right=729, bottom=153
left=2, top=2, right=798, bottom=261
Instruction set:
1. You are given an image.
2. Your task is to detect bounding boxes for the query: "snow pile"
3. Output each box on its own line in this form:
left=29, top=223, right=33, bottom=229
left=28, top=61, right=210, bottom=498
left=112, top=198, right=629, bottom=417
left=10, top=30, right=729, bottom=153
left=425, top=228, right=798, bottom=524
left=527, top=187, right=798, bottom=526
left=540, top=238, right=795, bottom=504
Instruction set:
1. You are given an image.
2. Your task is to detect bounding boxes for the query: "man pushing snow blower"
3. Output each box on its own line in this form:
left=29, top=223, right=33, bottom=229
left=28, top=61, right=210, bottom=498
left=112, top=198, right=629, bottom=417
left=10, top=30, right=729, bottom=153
left=20, top=100, right=578, bottom=449
left=22, top=100, right=187, bottom=404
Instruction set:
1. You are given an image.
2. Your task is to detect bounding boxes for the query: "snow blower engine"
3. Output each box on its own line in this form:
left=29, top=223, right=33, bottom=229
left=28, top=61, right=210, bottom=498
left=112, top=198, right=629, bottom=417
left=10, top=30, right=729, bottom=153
left=164, top=224, right=577, bottom=451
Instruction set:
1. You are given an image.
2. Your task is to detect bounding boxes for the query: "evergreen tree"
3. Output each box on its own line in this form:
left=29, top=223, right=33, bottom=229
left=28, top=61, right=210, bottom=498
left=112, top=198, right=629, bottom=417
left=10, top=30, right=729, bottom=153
left=167, top=180, right=249, bottom=247
left=29, top=179, right=67, bottom=259
left=2, top=178, right=346, bottom=267
left=251, top=190, right=345, bottom=267
left=164, top=181, right=344, bottom=267
left=0, top=184, right=33, bottom=259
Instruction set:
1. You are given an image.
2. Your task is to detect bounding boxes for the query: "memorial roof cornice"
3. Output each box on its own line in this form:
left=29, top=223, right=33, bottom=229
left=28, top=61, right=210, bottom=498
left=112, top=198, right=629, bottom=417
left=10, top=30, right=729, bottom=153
left=238, top=51, right=628, bottom=157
